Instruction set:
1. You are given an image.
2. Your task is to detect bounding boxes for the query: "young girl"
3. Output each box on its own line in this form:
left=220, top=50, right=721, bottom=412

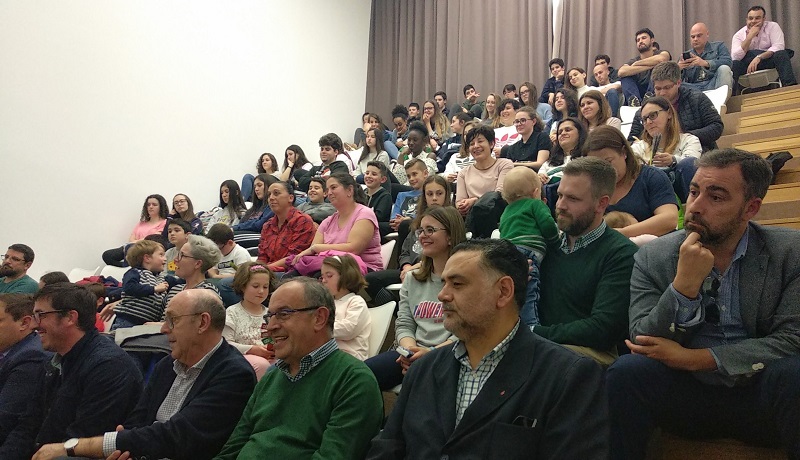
left=223, top=262, right=277, bottom=380
left=320, top=254, right=371, bottom=361
left=206, top=180, right=247, bottom=229
left=443, top=121, right=477, bottom=184
left=279, top=144, right=312, bottom=184
left=354, top=128, right=391, bottom=179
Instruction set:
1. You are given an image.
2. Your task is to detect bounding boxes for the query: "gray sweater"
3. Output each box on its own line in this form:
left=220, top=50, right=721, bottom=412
left=395, top=271, right=456, bottom=347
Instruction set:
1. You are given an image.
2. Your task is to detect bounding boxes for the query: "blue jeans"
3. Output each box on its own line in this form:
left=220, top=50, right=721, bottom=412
left=212, top=277, right=240, bottom=307
left=515, top=246, right=542, bottom=328
left=605, top=88, right=621, bottom=118
left=241, top=173, right=255, bottom=202
left=681, top=65, right=733, bottom=92
left=620, top=76, right=653, bottom=104
left=607, top=353, right=800, bottom=460
left=110, top=314, right=141, bottom=331
left=365, top=350, right=404, bottom=391
left=657, top=157, right=698, bottom=204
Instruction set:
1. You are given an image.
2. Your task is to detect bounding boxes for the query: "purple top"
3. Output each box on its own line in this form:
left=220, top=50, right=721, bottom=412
left=318, top=204, right=382, bottom=271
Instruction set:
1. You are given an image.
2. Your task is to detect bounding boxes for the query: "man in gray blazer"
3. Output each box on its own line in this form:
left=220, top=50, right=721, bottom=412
left=607, top=148, right=800, bottom=460
left=368, top=239, right=609, bottom=460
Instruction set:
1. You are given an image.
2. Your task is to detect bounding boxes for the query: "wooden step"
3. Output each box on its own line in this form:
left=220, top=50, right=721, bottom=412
left=738, top=108, right=800, bottom=134
left=717, top=125, right=800, bottom=151
left=755, top=216, right=800, bottom=230
left=727, top=85, right=800, bottom=113
left=755, top=182, right=800, bottom=221
left=722, top=101, right=800, bottom=135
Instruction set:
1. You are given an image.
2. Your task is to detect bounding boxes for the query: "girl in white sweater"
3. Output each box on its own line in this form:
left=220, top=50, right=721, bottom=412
left=320, top=254, right=371, bottom=360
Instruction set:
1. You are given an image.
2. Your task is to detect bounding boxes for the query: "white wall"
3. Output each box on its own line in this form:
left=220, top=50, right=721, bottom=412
left=0, top=0, right=372, bottom=279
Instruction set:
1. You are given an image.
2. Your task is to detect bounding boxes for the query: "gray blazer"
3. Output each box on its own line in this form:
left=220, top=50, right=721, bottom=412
left=630, top=223, right=800, bottom=378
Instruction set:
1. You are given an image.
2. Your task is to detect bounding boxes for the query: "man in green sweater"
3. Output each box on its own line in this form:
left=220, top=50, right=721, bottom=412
left=536, top=157, right=638, bottom=365
left=214, top=277, right=383, bottom=460
left=0, top=244, right=38, bottom=294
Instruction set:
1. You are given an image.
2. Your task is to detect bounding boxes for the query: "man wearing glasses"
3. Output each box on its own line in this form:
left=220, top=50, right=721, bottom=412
left=1, top=283, right=142, bottom=460
left=33, top=289, right=256, bottom=460
left=499, top=106, right=552, bottom=171
left=0, top=244, right=39, bottom=294
left=214, top=278, right=382, bottom=460
left=608, top=149, right=800, bottom=459
left=628, top=61, right=723, bottom=152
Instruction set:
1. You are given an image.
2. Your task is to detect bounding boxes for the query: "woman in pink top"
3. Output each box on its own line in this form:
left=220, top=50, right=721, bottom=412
left=101, top=194, right=169, bottom=267
left=293, top=173, right=382, bottom=272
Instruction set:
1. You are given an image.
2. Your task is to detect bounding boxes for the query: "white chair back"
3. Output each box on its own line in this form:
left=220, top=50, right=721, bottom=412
left=380, top=240, right=396, bottom=270
left=68, top=266, right=100, bottom=282
left=99, top=265, right=129, bottom=281
left=367, top=301, right=396, bottom=357
left=619, top=105, right=639, bottom=139
left=703, top=85, right=729, bottom=115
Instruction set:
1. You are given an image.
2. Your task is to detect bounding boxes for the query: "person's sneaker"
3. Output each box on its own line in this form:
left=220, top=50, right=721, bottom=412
left=643, top=92, right=655, bottom=103
left=629, top=96, right=641, bottom=107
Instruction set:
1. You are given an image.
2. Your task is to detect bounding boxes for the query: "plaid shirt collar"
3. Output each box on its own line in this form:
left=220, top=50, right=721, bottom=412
left=559, top=221, right=607, bottom=254
left=276, top=338, right=338, bottom=382
left=173, top=338, right=223, bottom=378
left=453, top=320, right=519, bottom=369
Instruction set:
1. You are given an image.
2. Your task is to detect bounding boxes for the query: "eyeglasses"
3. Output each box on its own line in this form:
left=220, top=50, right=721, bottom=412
left=415, top=226, right=447, bottom=237
left=423, top=106, right=434, bottom=111
left=173, top=199, right=188, bottom=205
left=653, top=83, right=676, bottom=93
left=642, top=110, right=664, bottom=123
left=1, top=254, right=25, bottom=263
left=702, top=276, right=721, bottom=325
left=164, top=312, right=202, bottom=329
left=265, top=306, right=320, bottom=322
left=33, top=309, right=68, bottom=322
left=174, top=252, right=198, bottom=262
left=513, top=118, right=531, bottom=125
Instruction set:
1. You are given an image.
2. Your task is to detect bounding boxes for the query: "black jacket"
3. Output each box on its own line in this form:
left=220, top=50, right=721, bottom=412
left=0, top=333, right=49, bottom=446
left=296, top=161, right=350, bottom=192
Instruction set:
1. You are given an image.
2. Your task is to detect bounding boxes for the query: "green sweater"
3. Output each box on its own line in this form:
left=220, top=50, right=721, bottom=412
left=214, top=350, right=382, bottom=460
left=499, top=198, right=560, bottom=258
left=535, top=226, right=637, bottom=350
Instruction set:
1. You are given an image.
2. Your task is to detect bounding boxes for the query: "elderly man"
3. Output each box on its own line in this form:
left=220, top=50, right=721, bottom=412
left=0, top=284, right=142, bottom=460
left=33, top=289, right=256, bottom=460
left=368, top=239, right=608, bottom=459
left=629, top=61, right=723, bottom=152
left=536, top=157, right=638, bottom=365
left=214, top=277, right=382, bottom=459
left=679, top=23, right=733, bottom=92
left=731, top=5, right=797, bottom=92
left=607, top=149, right=800, bottom=459
left=0, top=294, right=48, bottom=447
left=0, top=244, right=39, bottom=294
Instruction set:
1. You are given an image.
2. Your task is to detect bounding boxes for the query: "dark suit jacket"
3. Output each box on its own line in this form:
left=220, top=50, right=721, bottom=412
left=367, top=327, right=609, bottom=459
left=630, top=223, right=800, bottom=379
left=0, top=333, right=48, bottom=446
left=115, top=338, right=256, bottom=460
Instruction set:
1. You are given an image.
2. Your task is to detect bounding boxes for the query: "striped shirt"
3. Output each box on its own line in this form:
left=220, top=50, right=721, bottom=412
left=115, top=268, right=167, bottom=324
left=454, top=321, right=519, bottom=425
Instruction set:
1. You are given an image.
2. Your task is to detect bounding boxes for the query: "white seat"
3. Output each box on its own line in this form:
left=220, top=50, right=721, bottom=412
left=384, top=232, right=399, bottom=241
left=68, top=266, right=100, bottom=282
left=99, top=265, right=129, bottom=281
left=380, top=240, right=396, bottom=270
left=367, top=301, right=396, bottom=357
left=619, top=105, right=639, bottom=140
left=702, top=84, right=729, bottom=115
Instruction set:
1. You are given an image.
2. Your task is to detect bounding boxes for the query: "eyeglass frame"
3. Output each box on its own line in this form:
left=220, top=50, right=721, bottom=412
left=513, top=118, right=532, bottom=125
left=33, top=309, right=71, bottom=322
left=642, top=109, right=665, bottom=123
left=264, top=306, right=321, bottom=322
left=702, top=276, right=721, bottom=325
left=415, top=226, right=447, bottom=238
left=164, top=312, right=203, bottom=329
left=1, top=254, right=26, bottom=263
left=174, top=251, right=198, bottom=262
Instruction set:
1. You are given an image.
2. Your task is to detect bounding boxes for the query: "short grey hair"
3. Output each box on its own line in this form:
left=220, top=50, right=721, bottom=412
left=185, top=235, right=222, bottom=272
left=563, top=156, right=617, bottom=200
left=287, top=277, right=336, bottom=331
left=696, top=148, right=772, bottom=200
left=651, top=61, right=680, bottom=83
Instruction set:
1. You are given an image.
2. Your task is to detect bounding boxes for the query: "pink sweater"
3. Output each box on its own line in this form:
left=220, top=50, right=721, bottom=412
left=130, top=219, right=167, bottom=241
left=318, top=204, right=382, bottom=271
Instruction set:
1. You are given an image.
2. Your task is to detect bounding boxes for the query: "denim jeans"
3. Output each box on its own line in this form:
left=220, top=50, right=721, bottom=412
left=515, top=246, right=542, bottom=329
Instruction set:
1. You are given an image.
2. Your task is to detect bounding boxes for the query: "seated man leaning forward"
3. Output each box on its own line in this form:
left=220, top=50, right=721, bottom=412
left=607, top=148, right=800, bottom=460
left=368, top=239, right=608, bottom=459
left=34, top=289, right=257, bottom=460
left=536, top=157, right=638, bottom=366
left=213, top=277, right=383, bottom=460
left=3, top=284, right=142, bottom=460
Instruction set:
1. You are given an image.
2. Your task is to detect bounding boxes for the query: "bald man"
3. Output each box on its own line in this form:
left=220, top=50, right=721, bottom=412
left=679, top=22, right=733, bottom=92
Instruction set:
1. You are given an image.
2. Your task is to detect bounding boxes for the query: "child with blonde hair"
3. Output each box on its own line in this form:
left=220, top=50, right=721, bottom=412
left=499, top=167, right=560, bottom=329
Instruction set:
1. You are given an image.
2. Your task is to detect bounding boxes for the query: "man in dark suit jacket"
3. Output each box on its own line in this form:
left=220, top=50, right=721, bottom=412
left=368, top=239, right=609, bottom=460
left=607, top=149, right=800, bottom=460
left=0, top=294, right=48, bottom=446
left=33, top=289, right=256, bottom=460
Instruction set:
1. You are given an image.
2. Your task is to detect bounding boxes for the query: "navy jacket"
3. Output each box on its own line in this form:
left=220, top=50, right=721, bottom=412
left=368, top=327, right=609, bottom=459
left=629, top=85, right=723, bottom=151
left=0, top=333, right=49, bottom=446
left=538, top=76, right=564, bottom=103
left=681, top=41, right=733, bottom=84
left=0, top=330, right=142, bottom=460
left=115, top=339, right=256, bottom=460
left=297, top=160, right=350, bottom=192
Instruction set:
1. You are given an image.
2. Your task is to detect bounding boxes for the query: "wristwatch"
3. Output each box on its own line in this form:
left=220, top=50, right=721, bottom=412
left=64, top=438, right=79, bottom=456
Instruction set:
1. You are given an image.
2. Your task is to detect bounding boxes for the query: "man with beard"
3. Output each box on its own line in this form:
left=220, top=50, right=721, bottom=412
left=607, top=149, right=800, bottom=460
left=367, top=239, right=609, bottom=459
left=618, top=27, right=671, bottom=106
left=536, top=157, right=638, bottom=365
left=0, top=244, right=38, bottom=294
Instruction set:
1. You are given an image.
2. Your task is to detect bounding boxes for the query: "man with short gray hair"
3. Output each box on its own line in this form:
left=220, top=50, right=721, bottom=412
left=33, top=289, right=256, bottom=460
left=214, top=278, right=382, bottom=460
